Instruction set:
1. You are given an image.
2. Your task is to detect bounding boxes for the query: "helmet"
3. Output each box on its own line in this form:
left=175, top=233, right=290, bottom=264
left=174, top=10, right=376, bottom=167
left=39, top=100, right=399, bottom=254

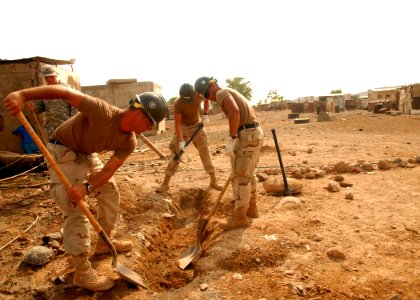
left=129, top=92, right=168, bottom=125
left=40, top=65, right=58, bottom=77
left=179, top=83, right=195, bottom=103
left=194, top=76, right=213, bottom=95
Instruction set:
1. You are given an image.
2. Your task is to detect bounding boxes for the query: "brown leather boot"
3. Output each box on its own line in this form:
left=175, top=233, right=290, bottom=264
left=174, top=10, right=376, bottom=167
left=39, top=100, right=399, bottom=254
left=94, top=236, right=133, bottom=255
left=72, top=253, right=114, bottom=291
left=247, top=196, right=259, bottom=218
left=209, top=173, right=223, bottom=191
left=219, top=206, right=249, bottom=231
left=156, top=175, right=171, bottom=193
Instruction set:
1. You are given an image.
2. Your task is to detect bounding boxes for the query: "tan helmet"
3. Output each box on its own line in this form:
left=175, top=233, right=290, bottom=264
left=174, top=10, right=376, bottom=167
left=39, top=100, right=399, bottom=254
left=129, top=92, right=168, bottom=125
left=40, top=65, right=58, bottom=77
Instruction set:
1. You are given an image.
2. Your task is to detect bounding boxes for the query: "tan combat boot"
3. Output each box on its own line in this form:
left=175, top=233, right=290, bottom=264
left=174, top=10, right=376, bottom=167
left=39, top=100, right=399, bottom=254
left=219, top=206, right=249, bottom=231
left=209, top=173, right=223, bottom=191
left=247, top=195, right=259, bottom=218
left=94, top=234, right=133, bottom=255
left=156, top=175, right=171, bottom=193
left=72, top=253, right=114, bottom=291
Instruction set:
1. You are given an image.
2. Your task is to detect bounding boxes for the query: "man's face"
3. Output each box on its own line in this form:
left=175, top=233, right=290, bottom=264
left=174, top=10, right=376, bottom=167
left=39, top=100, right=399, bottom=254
left=205, top=83, right=216, bottom=101
left=132, top=109, right=154, bottom=134
left=44, top=76, right=58, bottom=85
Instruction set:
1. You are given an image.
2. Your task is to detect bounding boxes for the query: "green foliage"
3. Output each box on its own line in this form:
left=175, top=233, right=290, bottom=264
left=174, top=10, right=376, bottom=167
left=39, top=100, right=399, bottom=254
left=263, top=89, right=284, bottom=103
left=167, top=96, right=177, bottom=105
left=225, top=77, right=253, bottom=100
left=330, top=89, right=342, bottom=94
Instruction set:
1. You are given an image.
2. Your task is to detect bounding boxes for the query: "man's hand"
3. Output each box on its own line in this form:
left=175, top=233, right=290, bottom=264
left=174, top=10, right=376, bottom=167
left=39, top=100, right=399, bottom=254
left=67, top=184, right=87, bottom=204
left=179, top=141, right=186, bottom=151
left=3, top=92, right=25, bottom=115
left=225, top=137, right=236, bottom=158
left=202, top=114, right=210, bottom=124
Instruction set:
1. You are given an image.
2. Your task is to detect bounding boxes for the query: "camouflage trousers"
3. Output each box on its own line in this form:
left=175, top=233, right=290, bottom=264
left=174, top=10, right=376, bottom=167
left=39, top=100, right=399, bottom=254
left=230, top=126, right=264, bottom=209
left=164, top=122, right=216, bottom=177
left=47, top=143, right=119, bottom=256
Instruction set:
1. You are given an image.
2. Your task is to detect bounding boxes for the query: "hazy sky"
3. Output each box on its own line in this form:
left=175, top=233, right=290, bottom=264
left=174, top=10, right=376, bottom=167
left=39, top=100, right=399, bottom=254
left=2, top=0, right=419, bottom=103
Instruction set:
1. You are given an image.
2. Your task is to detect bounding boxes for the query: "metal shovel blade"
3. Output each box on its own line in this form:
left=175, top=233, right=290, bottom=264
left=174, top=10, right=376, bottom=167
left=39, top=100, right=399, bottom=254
left=177, top=244, right=203, bottom=269
left=114, top=261, right=149, bottom=288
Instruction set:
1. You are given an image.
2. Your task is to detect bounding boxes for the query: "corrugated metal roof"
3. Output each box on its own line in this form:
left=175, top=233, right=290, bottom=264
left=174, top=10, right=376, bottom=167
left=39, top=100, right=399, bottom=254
left=0, top=56, right=75, bottom=65
left=370, top=86, right=401, bottom=92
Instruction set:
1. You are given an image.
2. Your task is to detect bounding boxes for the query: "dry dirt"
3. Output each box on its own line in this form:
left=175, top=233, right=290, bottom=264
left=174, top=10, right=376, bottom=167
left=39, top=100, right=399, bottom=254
left=0, top=110, right=419, bottom=300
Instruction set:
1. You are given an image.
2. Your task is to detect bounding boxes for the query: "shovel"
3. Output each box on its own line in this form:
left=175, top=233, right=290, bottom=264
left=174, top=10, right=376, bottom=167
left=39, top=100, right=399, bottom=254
left=16, top=111, right=148, bottom=289
left=173, top=122, right=203, bottom=161
left=177, top=174, right=232, bottom=269
left=271, top=128, right=301, bottom=204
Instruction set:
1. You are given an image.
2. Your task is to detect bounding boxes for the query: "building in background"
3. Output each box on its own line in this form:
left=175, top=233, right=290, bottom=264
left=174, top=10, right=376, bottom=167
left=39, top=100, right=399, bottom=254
left=0, top=57, right=79, bottom=152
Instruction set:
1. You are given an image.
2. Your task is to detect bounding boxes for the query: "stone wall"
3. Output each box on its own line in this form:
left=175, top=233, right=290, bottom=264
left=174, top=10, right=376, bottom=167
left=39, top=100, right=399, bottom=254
left=82, top=79, right=166, bottom=135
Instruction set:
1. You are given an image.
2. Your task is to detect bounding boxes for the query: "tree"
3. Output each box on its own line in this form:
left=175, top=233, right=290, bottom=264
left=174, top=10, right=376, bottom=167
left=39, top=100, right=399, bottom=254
left=263, top=89, right=284, bottom=103
left=167, top=96, right=177, bottom=105
left=330, top=89, right=342, bottom=94
left=225, top=77, right=253, bottom=100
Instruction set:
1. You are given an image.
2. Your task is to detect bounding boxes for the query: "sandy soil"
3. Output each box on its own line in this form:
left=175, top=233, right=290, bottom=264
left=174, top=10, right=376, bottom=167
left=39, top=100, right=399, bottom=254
left=0, top=109, right=419, bottom=300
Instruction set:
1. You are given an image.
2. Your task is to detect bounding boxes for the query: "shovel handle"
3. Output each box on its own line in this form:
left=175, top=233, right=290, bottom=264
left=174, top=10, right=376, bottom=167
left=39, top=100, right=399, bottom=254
left=197, top=174, right=232, bottom=240
left=271, top=128, right=291, bottom=196
left=173, top=122, right=203, bottom=161
left=138, top=133, right=166, bottom=159
left=16, top=111, right=104, bottom=233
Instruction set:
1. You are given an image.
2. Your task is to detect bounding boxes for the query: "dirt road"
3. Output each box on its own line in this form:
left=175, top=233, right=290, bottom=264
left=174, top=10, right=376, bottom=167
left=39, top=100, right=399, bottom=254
left=0, top=109, right=419, bottom=299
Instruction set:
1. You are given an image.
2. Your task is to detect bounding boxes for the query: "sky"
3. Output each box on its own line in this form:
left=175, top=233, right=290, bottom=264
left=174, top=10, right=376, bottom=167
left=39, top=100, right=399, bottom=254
left=2, top=0, right=419, bottom=103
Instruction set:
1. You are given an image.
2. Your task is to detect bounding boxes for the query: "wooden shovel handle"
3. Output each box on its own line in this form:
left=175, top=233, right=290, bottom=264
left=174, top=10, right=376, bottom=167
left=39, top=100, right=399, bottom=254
left=197, top=174, right=232, bottom=240
left=138, top=133, right=166, bottom=159
left=30, top=110, right=47, bottom=146
left=16, top=111, right=104, bottom=233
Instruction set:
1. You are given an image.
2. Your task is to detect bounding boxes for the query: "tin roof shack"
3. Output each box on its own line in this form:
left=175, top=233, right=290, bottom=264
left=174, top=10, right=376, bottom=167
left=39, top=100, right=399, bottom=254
left=81, top=79, right=166, bottom=135
left=348, top=92, right=369, bottom=110
left=316, top=95, right=336, bottom=122
left=399, top=83, right=420, bottom=114
left=367, top=87, right=400, bottom=112
left=0, top=57, right=79, bottom=153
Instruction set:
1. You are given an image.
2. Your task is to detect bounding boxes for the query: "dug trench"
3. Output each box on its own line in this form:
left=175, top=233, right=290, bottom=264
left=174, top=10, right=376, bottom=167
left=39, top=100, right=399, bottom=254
left=0, top=170, right=293, bottom=299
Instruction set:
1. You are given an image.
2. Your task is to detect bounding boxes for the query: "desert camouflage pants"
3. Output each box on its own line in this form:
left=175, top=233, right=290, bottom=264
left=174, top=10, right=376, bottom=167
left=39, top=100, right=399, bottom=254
left=230, top=126, right=264, bottom=209
left=47, top=143, right=119, bottom=256
left=164, top=122, right=216, bottom=177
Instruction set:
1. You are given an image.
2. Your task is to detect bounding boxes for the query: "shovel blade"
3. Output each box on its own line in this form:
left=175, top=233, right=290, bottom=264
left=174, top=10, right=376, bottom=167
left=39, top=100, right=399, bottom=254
left=177, top=244, right=203, bottom=269
left=114, top=262, right=149, bottom=289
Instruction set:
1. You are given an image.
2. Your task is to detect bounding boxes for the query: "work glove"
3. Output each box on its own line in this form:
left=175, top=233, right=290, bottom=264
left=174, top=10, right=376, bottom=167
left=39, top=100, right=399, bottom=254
left=225, top=137, right=236, bottom=158
left=179, top=141, right=186, bottom=151
left=202, top=114, right=210, bottom=124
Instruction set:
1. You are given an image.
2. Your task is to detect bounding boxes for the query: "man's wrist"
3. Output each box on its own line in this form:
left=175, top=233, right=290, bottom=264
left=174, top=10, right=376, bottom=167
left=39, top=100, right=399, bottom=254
left=84, top=182, right=93, bottom=194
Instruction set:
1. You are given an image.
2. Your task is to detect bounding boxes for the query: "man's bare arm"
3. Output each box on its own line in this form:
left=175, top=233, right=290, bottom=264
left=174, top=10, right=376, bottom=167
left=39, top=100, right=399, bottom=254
left=4, top=85, right=87, bottom=115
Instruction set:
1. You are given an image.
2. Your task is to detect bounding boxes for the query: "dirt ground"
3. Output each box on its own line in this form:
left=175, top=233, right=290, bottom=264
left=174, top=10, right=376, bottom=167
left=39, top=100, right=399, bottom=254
left=0, top=109, right=419, bottom=300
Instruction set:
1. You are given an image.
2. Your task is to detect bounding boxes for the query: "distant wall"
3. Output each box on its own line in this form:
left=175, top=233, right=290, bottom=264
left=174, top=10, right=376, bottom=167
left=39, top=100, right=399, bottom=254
left=82, top=79, right=166, bottom=135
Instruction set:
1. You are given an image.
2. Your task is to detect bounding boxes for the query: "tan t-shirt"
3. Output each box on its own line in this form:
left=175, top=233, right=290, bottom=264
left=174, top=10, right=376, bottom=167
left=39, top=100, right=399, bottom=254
left=54, top=96, right=136, bottom=161
left=216, top=87, right=258, bottom=126
left=173, top=94, right=203, bottom=126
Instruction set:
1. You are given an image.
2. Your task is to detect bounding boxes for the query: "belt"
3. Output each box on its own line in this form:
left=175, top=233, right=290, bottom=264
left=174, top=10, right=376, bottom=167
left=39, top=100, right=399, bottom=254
left=237, top=123, right=260, bottom=133
left=49, top=139, right=64, bottom=146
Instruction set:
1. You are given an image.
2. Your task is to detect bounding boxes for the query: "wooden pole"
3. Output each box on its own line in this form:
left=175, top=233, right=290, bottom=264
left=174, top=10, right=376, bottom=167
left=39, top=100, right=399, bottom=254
left=138, top=133, right=167, bottom=159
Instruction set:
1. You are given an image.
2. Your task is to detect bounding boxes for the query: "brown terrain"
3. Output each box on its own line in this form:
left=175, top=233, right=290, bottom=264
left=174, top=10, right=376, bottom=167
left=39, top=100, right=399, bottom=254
left=0, top=109, right=419, bottom=300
